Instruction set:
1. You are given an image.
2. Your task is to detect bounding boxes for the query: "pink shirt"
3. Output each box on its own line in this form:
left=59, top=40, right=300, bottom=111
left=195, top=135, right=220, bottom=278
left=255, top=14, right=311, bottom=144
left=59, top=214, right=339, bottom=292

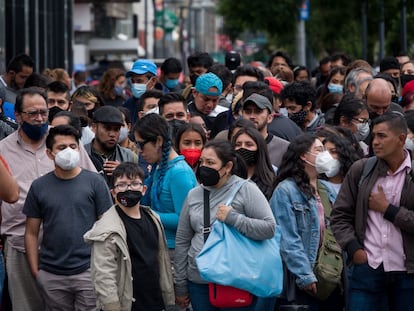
left=364, top=152, right=412, bottom=272
left=0, top=130, right=97, bottom=252
left=316, top=195, right=325, bottom=245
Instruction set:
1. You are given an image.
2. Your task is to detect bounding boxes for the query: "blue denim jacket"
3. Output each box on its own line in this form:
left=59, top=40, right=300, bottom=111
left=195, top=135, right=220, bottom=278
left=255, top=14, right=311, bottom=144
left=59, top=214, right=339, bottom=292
left=270, top=178, right=337, bottom=289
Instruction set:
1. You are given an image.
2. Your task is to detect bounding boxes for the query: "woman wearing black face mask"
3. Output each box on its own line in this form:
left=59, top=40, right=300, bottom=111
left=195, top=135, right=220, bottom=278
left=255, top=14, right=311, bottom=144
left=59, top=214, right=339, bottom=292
left=84, top=162, right=175, bottom=311
left=231, top=126, right=277, bottom=200
left=174, top=140, right=277, bottom=311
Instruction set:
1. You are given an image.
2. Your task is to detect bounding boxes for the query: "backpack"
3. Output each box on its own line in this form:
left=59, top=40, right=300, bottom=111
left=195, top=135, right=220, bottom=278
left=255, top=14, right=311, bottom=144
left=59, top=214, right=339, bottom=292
left=358, top=156, right=414, bottom=188
left=312, top=181, right=343, bottom=300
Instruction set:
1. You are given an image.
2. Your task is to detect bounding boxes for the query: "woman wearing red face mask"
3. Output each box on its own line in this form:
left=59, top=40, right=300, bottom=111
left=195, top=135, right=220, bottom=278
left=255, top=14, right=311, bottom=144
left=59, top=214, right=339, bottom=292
left=175, top=123, right=206, bottom=170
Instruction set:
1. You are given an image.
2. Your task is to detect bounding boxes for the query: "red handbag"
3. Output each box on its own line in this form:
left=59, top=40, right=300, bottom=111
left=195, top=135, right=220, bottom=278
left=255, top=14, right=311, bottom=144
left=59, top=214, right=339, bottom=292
left=208, top=283, right=253, bottom=308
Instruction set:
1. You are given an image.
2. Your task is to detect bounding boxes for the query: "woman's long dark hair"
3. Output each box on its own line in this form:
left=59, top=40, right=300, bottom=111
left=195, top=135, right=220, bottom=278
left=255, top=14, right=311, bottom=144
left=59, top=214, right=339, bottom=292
left=203, top=140, right=247, bottom=179
left=231, top=127, right=276, bottom=200
left=275, top=133, right=317, bottom=198
left=133, top=113, right=172, bottom=206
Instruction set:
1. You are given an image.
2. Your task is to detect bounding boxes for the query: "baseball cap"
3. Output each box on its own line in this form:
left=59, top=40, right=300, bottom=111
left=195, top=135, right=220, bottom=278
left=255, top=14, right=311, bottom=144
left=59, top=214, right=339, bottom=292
left=195, top=73, right=223, bottom=96
left=264, top=77, right=284, bottom=95
left=225, top=51, right=241, bottom=71
left=126, top=59, right=157, bottom=77
left=93, top=106, right=124, bottom=125
left=243, top=93, right=273, bottom=113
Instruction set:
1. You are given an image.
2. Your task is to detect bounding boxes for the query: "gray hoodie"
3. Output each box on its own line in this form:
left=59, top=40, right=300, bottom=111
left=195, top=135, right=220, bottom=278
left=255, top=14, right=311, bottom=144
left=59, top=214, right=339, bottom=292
left=174, top=174, right=276, bottom=296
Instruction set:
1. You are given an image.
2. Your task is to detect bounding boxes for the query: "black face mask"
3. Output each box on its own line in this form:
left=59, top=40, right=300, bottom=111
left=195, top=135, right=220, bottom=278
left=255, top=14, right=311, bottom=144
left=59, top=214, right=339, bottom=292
left=168, top=119, right=186, bottom=140
left=391, top=95, right=399, bottom=104
left=401, top=74, right=414, bottom=88
left=48, top=106, right=64, bottom=123
left=116, top=190, right=143, bottom=208
left=392, top=77, right=400, bottom=90
left=369, top=110, right=381, bottom=121
left=196, top=166, right=222, bottom=186
left=236, top=148, right=258, bottom=165
left=190, top=74, right=199, bottom=86
left=289, top=109, right=308, bottom=126
left=87, top=108, right=96, bottom=120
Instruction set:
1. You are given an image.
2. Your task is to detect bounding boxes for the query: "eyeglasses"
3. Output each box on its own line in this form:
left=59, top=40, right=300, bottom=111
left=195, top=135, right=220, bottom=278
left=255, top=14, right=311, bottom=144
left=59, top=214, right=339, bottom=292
left=21, top=109, right=49, bottom=119
left=114, top=182, right=143, bottom=192
left=136, top=139, right=152, bottom=150
left=352, top=118, right=370, bottom=124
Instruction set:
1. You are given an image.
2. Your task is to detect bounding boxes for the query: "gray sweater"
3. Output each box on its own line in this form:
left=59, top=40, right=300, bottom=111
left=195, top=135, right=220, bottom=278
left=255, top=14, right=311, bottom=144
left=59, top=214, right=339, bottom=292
left=174, top=175, right=276, bottom=296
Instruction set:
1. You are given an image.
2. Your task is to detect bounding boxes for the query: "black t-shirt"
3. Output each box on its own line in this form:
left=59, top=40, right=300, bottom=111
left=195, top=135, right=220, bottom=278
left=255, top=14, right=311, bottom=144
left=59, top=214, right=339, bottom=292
left=116, top=206, right=165, bottom=311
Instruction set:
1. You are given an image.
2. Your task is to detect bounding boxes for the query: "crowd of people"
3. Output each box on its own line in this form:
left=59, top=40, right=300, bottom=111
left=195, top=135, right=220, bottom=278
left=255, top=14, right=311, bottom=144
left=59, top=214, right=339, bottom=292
left=0, top=49, right=414, bottom=311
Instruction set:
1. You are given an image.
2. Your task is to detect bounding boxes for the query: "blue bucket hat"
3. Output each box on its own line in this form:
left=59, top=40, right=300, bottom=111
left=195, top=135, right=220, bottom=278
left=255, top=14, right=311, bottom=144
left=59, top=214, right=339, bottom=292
left=126, top=59, right=157, bottom=77
left=195, top=73, right=223, bottom=96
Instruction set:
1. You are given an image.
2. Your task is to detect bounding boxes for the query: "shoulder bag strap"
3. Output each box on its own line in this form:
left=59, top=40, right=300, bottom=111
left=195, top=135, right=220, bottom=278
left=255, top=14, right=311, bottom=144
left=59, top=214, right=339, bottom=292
left=203, top=188, right=210, bottom=242
left=224, top=180, right=248, bottom=206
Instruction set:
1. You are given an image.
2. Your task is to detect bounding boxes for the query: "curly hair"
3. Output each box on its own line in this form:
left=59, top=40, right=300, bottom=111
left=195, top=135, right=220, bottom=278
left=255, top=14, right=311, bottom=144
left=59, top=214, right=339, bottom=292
left=321, top=134, right=362, bottom=180
left=98, top=68, right=126, bottom=101
left=280, top=81, right=317, bottom=111
left=275, top=133, right=318, bottom=198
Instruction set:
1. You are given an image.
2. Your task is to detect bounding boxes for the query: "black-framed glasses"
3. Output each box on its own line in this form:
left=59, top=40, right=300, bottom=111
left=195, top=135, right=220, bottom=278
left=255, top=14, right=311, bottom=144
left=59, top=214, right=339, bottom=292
left=136, top=139, right=151, bottom=150
left=114, top=182, right=143, bottom=192
left=21, top=109, right=49, bottom=119
left=352, top=118, right=370, bottom=125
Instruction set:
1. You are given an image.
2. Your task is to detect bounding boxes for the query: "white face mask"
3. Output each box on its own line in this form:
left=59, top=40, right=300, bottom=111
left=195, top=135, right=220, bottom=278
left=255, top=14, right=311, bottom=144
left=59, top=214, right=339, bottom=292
left=279, top=107, right=288, bottom=117
left=405, top=137, right=414, bottom=151
left=54, top=147, right=80, bottom=170
left=118, top=126, right=129, bottom=143
left=354, top=122, right=370, bottom=141
left=315, top=150, right=341, bottom=178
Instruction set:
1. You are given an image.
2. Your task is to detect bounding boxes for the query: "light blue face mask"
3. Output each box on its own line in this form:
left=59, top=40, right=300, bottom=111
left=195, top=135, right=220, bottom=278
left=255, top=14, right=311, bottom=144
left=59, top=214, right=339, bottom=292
left=165, top=78, right=179, bottom=90
left=131, top=83, right=147, bottom=98
left=327, top=83, right=343, bottom=94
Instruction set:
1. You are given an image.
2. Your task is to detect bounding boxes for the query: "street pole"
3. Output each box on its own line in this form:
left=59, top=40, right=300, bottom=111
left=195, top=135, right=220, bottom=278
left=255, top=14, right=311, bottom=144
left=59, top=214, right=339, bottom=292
left=361, top=0, right=367, bottom=60
left=296, top=0, right=309, bottom=67
left=297, top=20, right=306, bottom=66
left=401, top=0, right=407, bottom=54
left=379, top=0, right=385, bottom=60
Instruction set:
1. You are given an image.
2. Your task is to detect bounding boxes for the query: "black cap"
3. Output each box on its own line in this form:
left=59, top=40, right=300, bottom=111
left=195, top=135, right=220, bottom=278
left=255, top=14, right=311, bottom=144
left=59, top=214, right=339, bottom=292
left=93, top=106, right=124, bottom=125
left=225, top=51, right=241, bottom=71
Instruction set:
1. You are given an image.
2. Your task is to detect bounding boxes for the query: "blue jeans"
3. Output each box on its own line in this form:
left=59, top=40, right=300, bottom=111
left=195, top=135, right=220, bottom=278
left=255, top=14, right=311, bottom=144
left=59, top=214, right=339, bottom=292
left=0, top=252, right=5, bottom=303
left=188, top=281, right=256, bottom=311
left=348, top=262, right=414, bottom=311
left=254, top=297, right=277, bottom=311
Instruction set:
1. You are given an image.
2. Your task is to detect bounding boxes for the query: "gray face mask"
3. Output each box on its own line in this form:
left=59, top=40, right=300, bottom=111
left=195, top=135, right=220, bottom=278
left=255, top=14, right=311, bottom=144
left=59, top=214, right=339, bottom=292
left=354, top=122, right=370, bottom=141
left=405, top=138, right=414, bottom=151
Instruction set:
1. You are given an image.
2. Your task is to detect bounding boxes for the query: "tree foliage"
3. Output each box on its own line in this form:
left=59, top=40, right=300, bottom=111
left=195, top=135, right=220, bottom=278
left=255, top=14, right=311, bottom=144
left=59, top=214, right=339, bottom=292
left=217, top=0, right=414, bottom=65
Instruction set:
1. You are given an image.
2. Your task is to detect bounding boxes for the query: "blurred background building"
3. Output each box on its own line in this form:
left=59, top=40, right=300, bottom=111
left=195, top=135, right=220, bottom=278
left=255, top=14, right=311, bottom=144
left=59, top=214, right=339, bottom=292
left=0, top=0, right=220, bottom=74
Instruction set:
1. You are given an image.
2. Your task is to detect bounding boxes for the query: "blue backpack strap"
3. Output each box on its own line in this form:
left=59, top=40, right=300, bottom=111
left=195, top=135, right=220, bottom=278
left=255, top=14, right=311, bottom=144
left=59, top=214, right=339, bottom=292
left=225, top=180, right=248, bottom=206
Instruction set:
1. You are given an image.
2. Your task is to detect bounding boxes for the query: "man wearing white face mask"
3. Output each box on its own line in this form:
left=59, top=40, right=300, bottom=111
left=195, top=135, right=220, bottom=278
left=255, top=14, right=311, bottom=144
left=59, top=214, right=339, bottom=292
left=24, top=125, right=113, bottom=310
left=123, top=59, right=157, bottom=126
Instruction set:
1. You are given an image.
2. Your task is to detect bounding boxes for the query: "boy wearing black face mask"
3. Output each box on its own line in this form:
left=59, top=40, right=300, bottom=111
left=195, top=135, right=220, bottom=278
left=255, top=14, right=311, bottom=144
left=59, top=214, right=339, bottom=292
left=84, top=162, right=175, bottom=311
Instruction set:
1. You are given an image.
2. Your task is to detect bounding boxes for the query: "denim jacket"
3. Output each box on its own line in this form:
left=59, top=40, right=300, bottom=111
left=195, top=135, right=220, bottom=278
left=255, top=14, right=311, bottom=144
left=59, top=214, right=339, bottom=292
left=270, top=178, right=337, bottom=289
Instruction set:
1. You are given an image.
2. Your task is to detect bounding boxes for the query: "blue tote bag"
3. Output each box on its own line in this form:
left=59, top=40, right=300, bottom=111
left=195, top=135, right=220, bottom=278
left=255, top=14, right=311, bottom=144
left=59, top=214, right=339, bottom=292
left=196, top=181, right=283, bottom=297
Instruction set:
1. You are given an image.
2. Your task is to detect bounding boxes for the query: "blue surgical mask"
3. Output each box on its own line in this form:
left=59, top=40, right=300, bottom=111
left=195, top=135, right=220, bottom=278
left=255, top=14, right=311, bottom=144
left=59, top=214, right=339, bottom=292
left=165, top=78, right=179, bottom=90
left=131, top=83, right=147, bottom=98
left=21, top=122, right=49, bottom=141
left=114, top=86, right=124, bottom=96
left=327, top=83, right=343, bottom=94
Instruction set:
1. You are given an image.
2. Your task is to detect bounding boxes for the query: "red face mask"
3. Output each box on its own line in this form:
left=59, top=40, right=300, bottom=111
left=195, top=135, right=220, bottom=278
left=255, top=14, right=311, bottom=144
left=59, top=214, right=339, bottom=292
left=181, top=148, right=202, bottom=167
